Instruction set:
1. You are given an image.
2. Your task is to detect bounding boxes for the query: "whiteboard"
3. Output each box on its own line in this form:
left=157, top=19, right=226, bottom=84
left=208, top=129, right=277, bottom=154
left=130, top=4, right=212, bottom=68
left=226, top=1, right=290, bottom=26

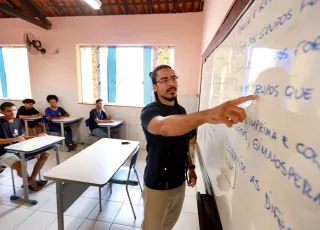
left=197, top=0, right=320, bottom=229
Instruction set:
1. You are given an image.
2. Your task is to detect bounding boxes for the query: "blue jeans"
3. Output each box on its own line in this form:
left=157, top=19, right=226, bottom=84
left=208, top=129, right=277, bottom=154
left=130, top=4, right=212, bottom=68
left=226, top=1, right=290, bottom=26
left=91, top=128, right=117, bottom=138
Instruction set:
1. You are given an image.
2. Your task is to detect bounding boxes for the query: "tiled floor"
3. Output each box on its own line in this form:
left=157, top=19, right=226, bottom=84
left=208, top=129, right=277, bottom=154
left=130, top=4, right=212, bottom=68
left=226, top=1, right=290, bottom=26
left=0, top=146, right=199, bottom=230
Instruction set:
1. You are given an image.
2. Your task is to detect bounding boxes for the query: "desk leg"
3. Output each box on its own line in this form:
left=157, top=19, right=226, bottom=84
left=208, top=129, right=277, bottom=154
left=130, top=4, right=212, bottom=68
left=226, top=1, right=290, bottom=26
left=54, top=144, right=61, bottom=164
left=60, top=123, right=66, bottom=149
left=108, top=127, right=111, bottom=138
left=56, top=182, right=65, bottom=230
left=19, top=153, right=37, bottom=205
left=24, top=120, right=29, bottom=136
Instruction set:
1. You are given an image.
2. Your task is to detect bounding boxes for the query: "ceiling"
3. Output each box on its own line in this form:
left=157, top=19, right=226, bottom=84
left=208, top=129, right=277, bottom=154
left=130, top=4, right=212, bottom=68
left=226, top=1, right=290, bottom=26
left=0, top=0, right=204, bottom=18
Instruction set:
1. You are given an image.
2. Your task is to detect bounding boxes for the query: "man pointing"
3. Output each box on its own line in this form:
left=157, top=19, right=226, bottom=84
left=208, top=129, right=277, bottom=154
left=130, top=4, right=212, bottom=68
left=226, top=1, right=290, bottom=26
left=140, top=65, right=257, bottom=230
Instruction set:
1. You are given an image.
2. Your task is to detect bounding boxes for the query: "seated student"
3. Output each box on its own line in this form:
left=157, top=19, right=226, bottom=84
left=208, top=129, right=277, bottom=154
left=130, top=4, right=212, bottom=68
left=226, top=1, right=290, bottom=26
left=17, top=98, right=44, bottom=136
left=0, top=102, right=49, bottom=191
left=89, top=99, right=114, bottom=138
left=45, top=95, right=77, bottom=151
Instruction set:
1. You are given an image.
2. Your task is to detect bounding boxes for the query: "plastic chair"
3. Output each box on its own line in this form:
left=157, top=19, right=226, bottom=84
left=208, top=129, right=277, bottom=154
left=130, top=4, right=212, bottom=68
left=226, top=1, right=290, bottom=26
left=42, top=116, right=59, bottom=136
left=85, top=118, right=96, bottom=136
left=108, top=147, right=142, bottom=218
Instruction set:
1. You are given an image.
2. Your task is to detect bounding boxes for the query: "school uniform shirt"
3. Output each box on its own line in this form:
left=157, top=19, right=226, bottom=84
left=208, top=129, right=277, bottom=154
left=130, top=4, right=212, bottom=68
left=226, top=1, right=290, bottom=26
left=17, top=106, right=40, bottom=128
left=89, top=109, right=107, bottom=131
left=140, top=101, right=189, bottom=190
left=16, top=106, right=39, bottom=117
left=0, top=118, right=23, bottom=157
left=45, top=107, right=67, bottom=132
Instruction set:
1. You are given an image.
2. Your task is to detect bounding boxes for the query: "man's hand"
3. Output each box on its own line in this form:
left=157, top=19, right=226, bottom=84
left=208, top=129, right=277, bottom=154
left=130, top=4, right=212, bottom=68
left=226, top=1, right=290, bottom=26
left=37, top=133, right=47, bottom=137
left=14, top=136, right=25, bottom=142
left=188, top=169, right=197, bottom=188
left=204, top=95, right=258, bottom=127
left=104, top=120, right=113, bottom=123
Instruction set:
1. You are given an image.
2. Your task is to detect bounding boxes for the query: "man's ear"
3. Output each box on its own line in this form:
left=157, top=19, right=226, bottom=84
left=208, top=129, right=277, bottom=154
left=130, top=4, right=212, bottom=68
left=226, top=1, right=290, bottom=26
left=152, top=84, right=157, bottom=92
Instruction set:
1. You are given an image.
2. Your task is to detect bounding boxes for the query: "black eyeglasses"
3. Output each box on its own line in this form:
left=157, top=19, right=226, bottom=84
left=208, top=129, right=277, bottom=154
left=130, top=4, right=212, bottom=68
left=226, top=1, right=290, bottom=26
left=156, top=76, right=179, bottom=84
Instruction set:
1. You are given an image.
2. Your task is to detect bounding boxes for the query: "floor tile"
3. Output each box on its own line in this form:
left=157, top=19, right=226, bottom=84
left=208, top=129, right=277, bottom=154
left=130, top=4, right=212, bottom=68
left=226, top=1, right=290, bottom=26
left=114, top=204, right=144, bottom=228
left=0, top=188, right=55, bottom=210
left=0, top=184, right=13, bottom=197
left=0, top=204, right=13, bottom=216
left=14, top=210, right=56, bottom=230
left=87, top=200, right=122, bottom=222
left=41, top=181, right=56, bottom=193
left=185, top=185, right=197, bottom=196
left=46, top=215, right=85, bottom=230
left=78, top=219, right=112, bottom=230
left=0, top=207, right=34, bottom=230
left=104, top=185, right=128, bottom=203
left=38, top=196, right=57, bottom=213
left=65, top=197, right=98, bottom=218
left=110, top=224, right=140, bottom=230
left=173, top=212, right=199, bottom=230
left=182, top=195, right=198, bottom=214
left=124, top=189, right=143, bottom=206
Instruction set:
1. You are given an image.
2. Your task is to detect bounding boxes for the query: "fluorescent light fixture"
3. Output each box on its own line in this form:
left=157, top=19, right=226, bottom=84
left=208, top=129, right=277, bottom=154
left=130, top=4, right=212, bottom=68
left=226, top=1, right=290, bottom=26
left=84, top=0, right=102, bottom=10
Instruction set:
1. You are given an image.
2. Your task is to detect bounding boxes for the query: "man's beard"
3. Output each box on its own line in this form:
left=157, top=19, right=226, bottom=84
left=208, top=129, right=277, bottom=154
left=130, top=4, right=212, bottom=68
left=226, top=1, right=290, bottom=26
left=161, top=95, right=177, bottom=101
left=160, top=87, right=177, bottom=101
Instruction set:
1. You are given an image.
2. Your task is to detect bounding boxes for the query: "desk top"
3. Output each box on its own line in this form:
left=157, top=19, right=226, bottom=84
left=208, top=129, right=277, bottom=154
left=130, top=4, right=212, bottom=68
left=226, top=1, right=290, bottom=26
left=52, top=117, right=82, bottom=124
left=44, top=138, right=139, bottom=186
left=97, top=120, right=124, bottom=127
left=5, top=135, right=65, bottom=153
left=22, top=117, right=42, bottom=121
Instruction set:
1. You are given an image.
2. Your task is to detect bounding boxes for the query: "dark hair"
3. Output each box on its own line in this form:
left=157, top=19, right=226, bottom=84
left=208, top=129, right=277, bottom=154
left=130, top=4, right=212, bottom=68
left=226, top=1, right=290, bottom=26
left=46, top=95, right=58, bottom=102
left=0, top=102, right=15, bottom=111
left=149, top=65, right=173, bottom=84
left=149, top=65, right=174, bottom=102
left=22, top=98, right=35, bottom=104
left=96, top=99, right=103, bottom=104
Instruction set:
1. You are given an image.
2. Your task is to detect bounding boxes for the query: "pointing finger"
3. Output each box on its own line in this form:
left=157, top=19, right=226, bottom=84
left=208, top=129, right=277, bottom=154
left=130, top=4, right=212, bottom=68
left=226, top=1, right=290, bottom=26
left=228, top=95, right=258, bottom=106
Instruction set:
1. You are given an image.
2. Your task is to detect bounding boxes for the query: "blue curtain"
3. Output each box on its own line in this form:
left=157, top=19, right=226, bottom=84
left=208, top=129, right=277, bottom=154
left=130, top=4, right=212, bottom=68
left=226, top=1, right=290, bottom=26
left=143, top=47, right=152, bottom=104
left=0, top=48, right=8, bottom=98
left=107, top=47, right=116, bottom=103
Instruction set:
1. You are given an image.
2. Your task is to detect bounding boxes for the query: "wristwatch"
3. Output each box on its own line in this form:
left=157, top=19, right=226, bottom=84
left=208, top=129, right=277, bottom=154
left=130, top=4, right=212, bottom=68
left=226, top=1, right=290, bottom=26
left=188, top=164, right=196, bottom=170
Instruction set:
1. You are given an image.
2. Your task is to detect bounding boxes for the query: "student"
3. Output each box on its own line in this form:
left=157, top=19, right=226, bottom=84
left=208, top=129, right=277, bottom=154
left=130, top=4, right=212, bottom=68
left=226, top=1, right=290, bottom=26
left=0, top=102, right=49, bottom=191
left=89, top=99, right=113, bottom=138
left=140, top=65, right=257, bottom=230
left=45, top=95, right=77, bottom=151
left=17, top=98, right=43, bottom=136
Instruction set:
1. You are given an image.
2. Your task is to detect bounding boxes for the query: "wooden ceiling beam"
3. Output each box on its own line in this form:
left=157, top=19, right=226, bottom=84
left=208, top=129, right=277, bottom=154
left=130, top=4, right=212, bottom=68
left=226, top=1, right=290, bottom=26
left=41, top=0, right=196, bottom=9
left=198, top=0, right=202, bottom=11
left=147, top=0, right=153, bottom=14
left=49, top=0, right=68, bottom=16
left=0, top=3, right=51, bottom=29
left=191, top=0, right=195, bottom=11
left=5, top=0, right=20, bottom=10
left=20, top=0, right=52, bottom=26
left=122, top=0, right=129, bottom=14
left=173, top=0, right=177, bottom=12
left=73, top=0, right=85, bottom=15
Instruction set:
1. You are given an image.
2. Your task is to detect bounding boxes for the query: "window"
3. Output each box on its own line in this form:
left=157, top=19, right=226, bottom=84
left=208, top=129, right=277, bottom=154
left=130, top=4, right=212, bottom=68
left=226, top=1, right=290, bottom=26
left=79, top=46, right=175, bottom=106
left=0, top=46, right=32, bottom=100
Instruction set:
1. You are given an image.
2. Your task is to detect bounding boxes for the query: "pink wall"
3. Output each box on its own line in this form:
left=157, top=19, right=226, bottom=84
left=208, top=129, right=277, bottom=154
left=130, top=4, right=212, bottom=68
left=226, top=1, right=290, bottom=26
left=0, top=13, right=203, bottom=145
left=201, top=0, right=235, bottom=54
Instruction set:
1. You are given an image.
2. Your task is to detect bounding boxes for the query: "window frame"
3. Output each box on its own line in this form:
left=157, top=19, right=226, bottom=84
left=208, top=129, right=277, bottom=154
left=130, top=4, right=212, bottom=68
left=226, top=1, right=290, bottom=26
left=77, top=44, right=175, bottom=107
left=0, top=45, right=32, bottom=101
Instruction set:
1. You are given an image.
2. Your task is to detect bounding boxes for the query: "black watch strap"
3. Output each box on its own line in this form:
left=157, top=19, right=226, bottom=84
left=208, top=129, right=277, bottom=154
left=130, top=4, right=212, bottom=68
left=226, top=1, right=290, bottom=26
left=188, top=164, right=195, bottom=169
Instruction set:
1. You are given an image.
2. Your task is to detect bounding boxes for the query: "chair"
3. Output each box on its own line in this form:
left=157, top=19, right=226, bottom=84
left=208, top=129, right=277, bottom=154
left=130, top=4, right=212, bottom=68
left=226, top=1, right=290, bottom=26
left=42, top=116, right=59, bottom=136
left=108, top=147, right=142, bottom=219
left=85, top=118, right=96, bottom=137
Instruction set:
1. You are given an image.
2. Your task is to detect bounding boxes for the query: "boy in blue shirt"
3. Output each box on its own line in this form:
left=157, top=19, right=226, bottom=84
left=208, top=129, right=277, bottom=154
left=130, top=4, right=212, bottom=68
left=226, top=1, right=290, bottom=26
left=45, top=95, right=77, bottom=151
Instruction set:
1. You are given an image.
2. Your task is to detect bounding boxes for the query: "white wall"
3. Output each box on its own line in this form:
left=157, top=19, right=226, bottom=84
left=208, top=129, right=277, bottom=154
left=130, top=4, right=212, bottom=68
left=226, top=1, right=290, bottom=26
left=0, top=13, right=203, bottom=148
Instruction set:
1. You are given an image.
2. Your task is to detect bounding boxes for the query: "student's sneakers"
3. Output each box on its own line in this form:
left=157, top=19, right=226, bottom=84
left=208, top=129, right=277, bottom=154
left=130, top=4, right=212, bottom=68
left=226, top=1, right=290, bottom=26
left=67, top=142, right=77, bottom=151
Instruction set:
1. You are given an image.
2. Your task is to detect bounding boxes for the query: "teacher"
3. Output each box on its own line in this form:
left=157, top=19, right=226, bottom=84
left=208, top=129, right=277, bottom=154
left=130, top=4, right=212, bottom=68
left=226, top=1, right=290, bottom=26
left=140, top=65, right=257, bottom=230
